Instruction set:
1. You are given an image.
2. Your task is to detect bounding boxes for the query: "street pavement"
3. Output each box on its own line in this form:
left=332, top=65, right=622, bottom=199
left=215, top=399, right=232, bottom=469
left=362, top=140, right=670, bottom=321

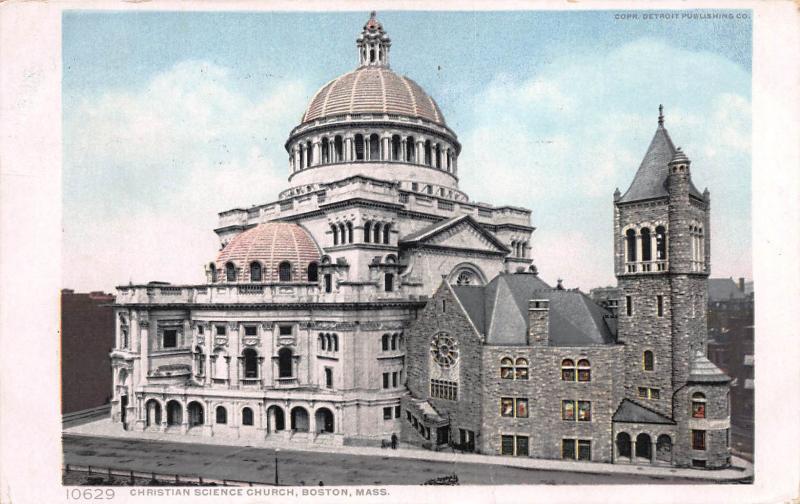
left=63, top=434, right=716, bottom=486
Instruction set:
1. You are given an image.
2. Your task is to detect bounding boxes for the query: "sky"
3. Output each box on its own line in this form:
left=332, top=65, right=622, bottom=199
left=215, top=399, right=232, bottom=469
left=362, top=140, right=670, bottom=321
left=62, top=9, right=752, bottom=293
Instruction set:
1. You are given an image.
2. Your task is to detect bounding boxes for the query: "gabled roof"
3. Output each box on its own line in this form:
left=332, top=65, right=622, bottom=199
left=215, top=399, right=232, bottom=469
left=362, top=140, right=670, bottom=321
left=618, top=124, right=703, bottom=203
left=451, top=273, right=617, bottom=346
left=613, top=399, right=675, bottom=425
left=399, top=214, right=510, bottom=253
left=689, top=351, right=731, bottom=383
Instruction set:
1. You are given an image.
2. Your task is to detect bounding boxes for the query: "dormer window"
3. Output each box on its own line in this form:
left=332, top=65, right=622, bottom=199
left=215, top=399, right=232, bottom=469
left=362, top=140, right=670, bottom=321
left=225, top=262, right=236, bottom=282
left=250, top=262, right=262, bottom=282
left=278, top=261, right=292, bottom=282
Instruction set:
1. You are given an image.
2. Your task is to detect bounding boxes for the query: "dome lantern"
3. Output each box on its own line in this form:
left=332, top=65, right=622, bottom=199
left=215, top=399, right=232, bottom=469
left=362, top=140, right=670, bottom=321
left=357, top=11, right=391, bottom=68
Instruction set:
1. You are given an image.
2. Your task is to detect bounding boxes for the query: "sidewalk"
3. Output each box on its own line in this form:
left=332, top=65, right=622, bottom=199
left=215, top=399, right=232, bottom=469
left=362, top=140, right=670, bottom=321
left=64, top=418, right=753, bottom=483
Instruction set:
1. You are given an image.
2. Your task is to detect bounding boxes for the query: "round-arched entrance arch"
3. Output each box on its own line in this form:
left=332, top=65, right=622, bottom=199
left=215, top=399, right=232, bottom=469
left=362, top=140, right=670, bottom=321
left=315, top=408, right=335, bottom=433
left=616, top=432, right=632, bottom=460
left=145, top=399, right=162, bottom=428
left=187, top=401, right=204, bottom=427
left=291, top=406, right=309, bottom=432
left=656, top=434, right=673, bottom=463
left=267, top=405, right=285, bottom=433
left=166, top=400, right=183, bottom=426
left=635, top=433, right=652, bottom=461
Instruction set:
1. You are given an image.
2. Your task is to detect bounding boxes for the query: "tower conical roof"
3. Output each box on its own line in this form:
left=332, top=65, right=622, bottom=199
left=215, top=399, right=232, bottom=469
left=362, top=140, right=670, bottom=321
left=618, top=108, right=702, bottom=203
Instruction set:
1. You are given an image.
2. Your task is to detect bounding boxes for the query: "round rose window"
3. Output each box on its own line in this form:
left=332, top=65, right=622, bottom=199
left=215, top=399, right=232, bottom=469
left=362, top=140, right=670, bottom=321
left=430, top=332, right=459, bottom=368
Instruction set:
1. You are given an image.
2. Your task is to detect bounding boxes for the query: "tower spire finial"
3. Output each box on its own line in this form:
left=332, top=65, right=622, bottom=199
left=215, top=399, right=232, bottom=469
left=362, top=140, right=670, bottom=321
left=658, top=104, right=664, bottom=127
left=357, top=11, right=391, bottom=68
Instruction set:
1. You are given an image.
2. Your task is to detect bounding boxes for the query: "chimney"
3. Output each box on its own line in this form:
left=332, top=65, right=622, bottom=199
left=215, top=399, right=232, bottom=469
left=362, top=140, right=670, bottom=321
left=738, top=277, right=745, bottom=292
left=529, top=299, right=550, bottom=345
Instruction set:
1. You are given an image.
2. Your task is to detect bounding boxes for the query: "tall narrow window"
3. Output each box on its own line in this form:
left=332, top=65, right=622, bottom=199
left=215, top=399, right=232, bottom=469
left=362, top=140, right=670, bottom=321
left=331, top=224, right=339, bottom=245
left=324, top=274, right=332, bottom=293
left=641, top=227, right=652, bottom=261
left=347, top=222, right=354, bottom=244
left=692, top=429, right=706, bottom=450
left=655, top=226, right=667, bottom=260
left=325, top=367, right=333, bottom=389
left=225, top=262, right=236, bottom=282
left=626, top=295, right=633, bottom=316
left=355, top=134, right=365, bottom=160
left=278, top=261, right=292, bottom=282
left=307, top=262, right=319, bottom=282
left=643, top=350, right=655, bottom=371
left=383, top=223, right=391, bottom=244
left=384, top=273, right=394, bottom=292
left=625, top=229, right=637, bottom=262
left=209, top=263, right=217, bottom=283
left=363, top=222, right=371, bottom=243
left=657, top=295, right=664, bottom=317
left=243, top=348, right=258, bottom=379
left=278, top=347, right=293, bottom=378
left=249, top=262, right=262, bottom=282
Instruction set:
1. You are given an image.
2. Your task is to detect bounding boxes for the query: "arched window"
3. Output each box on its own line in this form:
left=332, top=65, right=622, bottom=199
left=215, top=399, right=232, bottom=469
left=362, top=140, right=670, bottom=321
left=692, top=392, right=706, bottom=419
left=435, top=144, right=442, bottom=169
left=299, top=144, right=305, bottom=169
left=339, top=223, right=347, bottom=244
left=249, top=262, right=262, bottom=282
left=384, top=273, right=394, bottom=292
left=381, top=334, right=390, bottom=352
left=243, top=348, right=258, bottom=379
left=278, top=347, right=293, bottom=378
left=321, top=137, right=329, bottom=164
left=382, top=223, right=390, bottom=244
left=390, top=333, right=398, bottom=351
left=346, top=222, right=354, bottom=244
left=577, top=359, right=591, bottom=382
left=643, top=350, right=655, bottom=371
left=625, top=230, right=637, bottom=262
left=334, top=135, right=343, bottom=162
left=355, top=134, right=365, bottom=161
left=406, top=136, right=415, bottom=162
left=225, top=262, right=236, bottom=282
left=332, top=334, right=338, bottom=352
left=500, top=357, right=514, bottom=379
left=373, top=222, right=381, bottom=244
left=515, top=358, right=529, bottom=380
left=278, top=261, right=292, bottom=282
left=307, top=262, right=319, bottom=282
left=325, top=334, right=332, bottom=352
left=242, top=407, right=254, bottom=426
left=641, top=228, right=652, bottom=261
left=216, top=406, right=227, bottom=424
left=209, top=263, right=217, bottom=283
left=391, top=135, right=401, bottom=161
left=331, top=224, right=339, bottom=246
left=655, top=226, right=667, bottom=260
left=306, top=140, right=313, bottom=166
left=318, top=333, right=325, bottom=351
left=364, top=221, right=371, bottom=243
left=369, top=133, right=380, bottom=160
left=561, top=359, right=576, bottom=381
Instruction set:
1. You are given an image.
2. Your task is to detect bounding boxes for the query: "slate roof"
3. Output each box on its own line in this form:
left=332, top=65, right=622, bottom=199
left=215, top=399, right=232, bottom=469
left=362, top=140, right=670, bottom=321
left=708, top=278, right=747, bottom=302
left=451, top=273, right=617, bottom=346
left=688, top=351, right=731, bottom=383
left=618, top=125, right=703, bottom=203
left=612, top=399, right=675, bottom=425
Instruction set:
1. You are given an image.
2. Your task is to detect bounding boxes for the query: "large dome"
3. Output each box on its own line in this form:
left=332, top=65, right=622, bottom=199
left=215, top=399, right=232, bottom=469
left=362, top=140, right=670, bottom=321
left=215, top=222, right=321, bottom=283
left=301, top=66, right=446, bottom=126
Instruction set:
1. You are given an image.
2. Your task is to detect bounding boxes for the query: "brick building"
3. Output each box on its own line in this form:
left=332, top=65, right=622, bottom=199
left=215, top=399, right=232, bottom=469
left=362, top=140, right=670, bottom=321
left=403, top=108, right=732, bottom=469
left=61, top=289, right=115, bottom=414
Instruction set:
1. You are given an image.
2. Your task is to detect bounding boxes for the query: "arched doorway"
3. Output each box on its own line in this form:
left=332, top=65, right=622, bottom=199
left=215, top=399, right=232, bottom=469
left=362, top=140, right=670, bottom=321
left=291, top=407, right=309, bottom=432
left=166, top=400, right=183, bottom=426
left=315, top=408, right=334, bottom=433
left=145, top=399, right=162, bottom=428
left=656, top=434, right=673, bottom=463
left=635, top=433, right=652, bottom=461
left=187, top=401, right=204, bottom=427
left=616, top=432, right=632, bottom=460
left=267, top=405, right=285, bottom=432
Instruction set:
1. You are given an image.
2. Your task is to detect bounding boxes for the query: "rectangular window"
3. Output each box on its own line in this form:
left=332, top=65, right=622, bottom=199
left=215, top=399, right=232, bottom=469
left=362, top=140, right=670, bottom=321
left=383, top=372, right=389, bottom=389
left=392, top=371, right=398, bottom=388
left=163, top=329, right=177, bottom=348
left=324, top=274, right=332, bottom=293
left=383, top=407, right=392, bottom=420
left=325, top=367, right=333, bottom=389
left=692, top=430, right=706, bottom=450
left=562, top=439, right=576, bottom=460
left=562, top=400, right=575, bottom=421
left=501, top=435, right=514, bottom=456
left=577, top=401, right=592, bottom=422
left=441, top=299, right=446, bottom=313
left=394, top=405, right=401, bottom=418
left=429, top=379, right=458, bottom=400
left=638, top=387, right=648, bottom=399
left=516, top=367, right=529, bottom=380
left=577, top=440, right=591, bottom=461
left=501, top=366, right=514, bottom=380
left=639, top=387, right=659, bottom=400
left=244, top=326, right=257, bottom=336
left=515, top=436, right=529, bottom=457
left=216, top=325, right=226, bottom=336
left=657, top=295, right=664, bottom=317
left=279, top=325, right=292, bottom=336
left=501, top=398, right=514, bottom=417
left=626, top=295, right=633, bottom=316
left=516, top=399, right=529, bottom=418
left=650, top=388, right=660, bottom=400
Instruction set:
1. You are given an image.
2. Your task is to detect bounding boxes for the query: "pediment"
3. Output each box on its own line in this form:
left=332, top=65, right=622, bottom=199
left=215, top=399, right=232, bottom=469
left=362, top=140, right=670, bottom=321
left=401, top=216, right=509, bottom=254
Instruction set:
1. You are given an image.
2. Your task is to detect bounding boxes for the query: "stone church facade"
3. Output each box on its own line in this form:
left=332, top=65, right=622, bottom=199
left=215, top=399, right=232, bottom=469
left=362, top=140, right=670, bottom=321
left=108, top=13, right=730, bottom=469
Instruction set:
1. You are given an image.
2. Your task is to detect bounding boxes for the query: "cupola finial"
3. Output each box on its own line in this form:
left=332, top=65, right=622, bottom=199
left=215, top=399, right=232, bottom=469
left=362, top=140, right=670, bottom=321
left=658, top=104, right=664, bottom=127
left=357, top=11, right=391, bottom=68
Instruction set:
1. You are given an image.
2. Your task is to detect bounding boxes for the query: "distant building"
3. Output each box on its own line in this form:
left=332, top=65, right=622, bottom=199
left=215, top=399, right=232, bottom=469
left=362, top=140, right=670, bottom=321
left=706, top=277, right=753, bottom=458
left=61, top=289, right=115, bottom=414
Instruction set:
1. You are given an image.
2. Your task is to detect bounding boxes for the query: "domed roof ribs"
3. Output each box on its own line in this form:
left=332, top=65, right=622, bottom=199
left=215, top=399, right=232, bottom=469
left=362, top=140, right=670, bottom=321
left=618, top=105, right=702, bottom=203
left=399, top=76, right=419, bottom=118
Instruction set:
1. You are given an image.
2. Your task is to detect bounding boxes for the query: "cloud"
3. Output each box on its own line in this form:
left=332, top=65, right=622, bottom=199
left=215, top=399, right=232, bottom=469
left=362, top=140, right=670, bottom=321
left=458, top=38, right=752, bottom=289
left=63, top=60, right=311, bottom=291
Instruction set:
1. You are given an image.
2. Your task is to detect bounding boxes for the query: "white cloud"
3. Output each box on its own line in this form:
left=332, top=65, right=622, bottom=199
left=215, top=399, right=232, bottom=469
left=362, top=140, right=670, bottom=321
left=63, top=60, right=311, bottom=292
left=459, top=38, right=752, bottom=288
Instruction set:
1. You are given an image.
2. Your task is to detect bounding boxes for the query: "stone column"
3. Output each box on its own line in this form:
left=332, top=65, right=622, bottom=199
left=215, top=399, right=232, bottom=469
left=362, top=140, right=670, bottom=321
left=138, top=314, right=149, bottom=384
left=230, top=323, right=240, bottom=388
left=204, top=400, right=214, bottom=436
left=631, top=440, right=637, bottom=461
left=382, top=135, right=390, bottom=161
left=416, top=140, right=425, bottom=165
left=651, top=441, right=657, bottom=464
left=636, top=234, right=643, bottom=269
left=650, top=233, right=658, bottom=263
left=293, top=146, right=300, bottom=170
left=313, top=141, right=321, bottom=166
left=203, top=324, right=212, bottom=386
left=344, top=137, right=353, bottom=162
left=400, top=139, right=407, bottom=162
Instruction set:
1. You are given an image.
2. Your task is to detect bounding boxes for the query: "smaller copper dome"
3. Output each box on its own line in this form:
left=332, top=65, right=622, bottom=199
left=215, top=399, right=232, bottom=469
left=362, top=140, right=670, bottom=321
left=215, top=222, right=321, bottom=283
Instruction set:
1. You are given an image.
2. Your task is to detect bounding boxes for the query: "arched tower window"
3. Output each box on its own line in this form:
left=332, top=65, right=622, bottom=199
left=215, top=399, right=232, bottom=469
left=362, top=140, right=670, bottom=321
left=424, top=140, right=432, bottom=166
left=373, top=222, right=382, bottom=243
left=225, top=262, right=236, bottom=282
left=561, top=359, right=576, bottom=381
left=321, top=137, right=329, bottom=164
left=355, top=134, right=365, bottom=160
left=382, top=223, right=391, bottom=244
left=249, top=262, right=262, bottom=282
left=692, top=392, right=706, bottom=418
left=625, top=229, right=637, bottom=263
left=577, top=359, right=591, bottom=382
left=391, top=135, right=401, bottom=161
left=369, top=133, right=380, bottom=160
left=643, top=350, right=655, bottom=371
left=641, top=228, right=652, bottom=261
left=331, top=224, right=339, bottom=245
left=655, top=226, right=667, bottom=260
left=278, top=348, right=293, bottom=378
left=334, top=135, right=343, bottom=162
left=307, top=262, right=319, bottom=282
left=435, top=144, right=442, bottom=169
left=363, top=221, right=371, bottom=243
left=500, top=357, right=513, bottom=379
left=338, top=223, right=347, bottom=244
left=278, top=261, right=292, bottom=282
left=405, top=136, right=415, bottom=162
left=243, top=348, right=258, bottom=379
left=381, top=334, right=390, bottom=351
left=347, top=222, right=353, bottom=243
left=306, top=140, right=313, bottom=166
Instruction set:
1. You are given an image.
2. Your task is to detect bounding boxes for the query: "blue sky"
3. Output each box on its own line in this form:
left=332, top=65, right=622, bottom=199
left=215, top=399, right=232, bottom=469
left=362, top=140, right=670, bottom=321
left=62, top=9, right=752, bottom=292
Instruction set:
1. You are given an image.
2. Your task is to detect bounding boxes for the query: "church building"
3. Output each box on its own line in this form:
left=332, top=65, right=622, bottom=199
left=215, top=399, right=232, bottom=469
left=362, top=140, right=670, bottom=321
left=108, top=13, right=730, bottom=469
